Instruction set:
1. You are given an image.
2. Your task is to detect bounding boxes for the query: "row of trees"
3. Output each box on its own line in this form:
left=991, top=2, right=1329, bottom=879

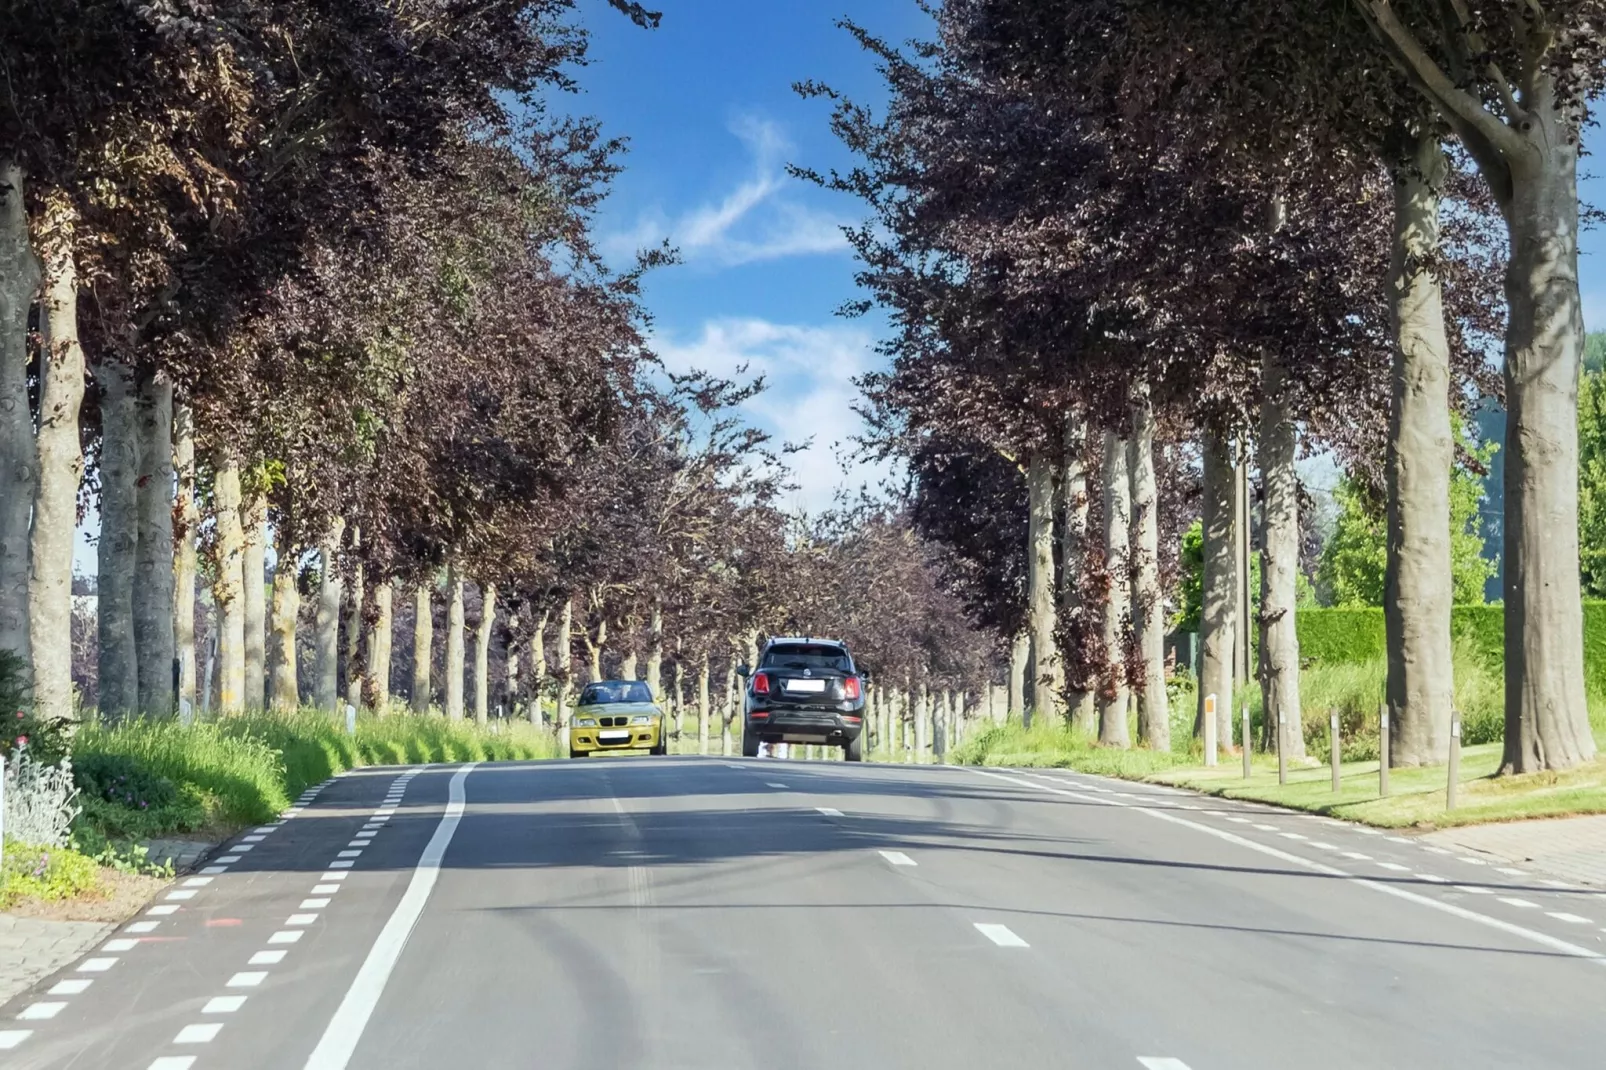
left=0, top=1, right=1000, bottom=749
left=802, top=0, right=1599, bottom=773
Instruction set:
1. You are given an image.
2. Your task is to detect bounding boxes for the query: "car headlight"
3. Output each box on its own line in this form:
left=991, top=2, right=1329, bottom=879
left=575, top=717, right=597, bottom=727
left=631, top=715, right=653, bottom=725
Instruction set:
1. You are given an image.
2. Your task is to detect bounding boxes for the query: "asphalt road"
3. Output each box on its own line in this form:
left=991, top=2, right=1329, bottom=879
left=6, top=755, right=1606, bottom=1069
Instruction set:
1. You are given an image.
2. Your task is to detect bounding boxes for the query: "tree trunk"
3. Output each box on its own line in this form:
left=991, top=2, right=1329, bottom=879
left=556, top=598, right=573, bottom=747
left=1061, top=421, right=1096, bottom=728
left=1260, top=359, right=1305, bottom=761
left=1099, top=430, right=1132, bottom=748
left=622, top=650, right=639, bottom=680
left=241, top=490, right=267, bottom=710
left=671, top=657, right=685, bottom=739
left=646, top=597, right=663, bottom=699
left=411, top=580, right=433, bottom=713
left=1007, top=630, right=1028, bottom=718
left=1384, top=132, right=1457, bottom=770
left=268, top=555, right=300, bottom=711
left=1026, top=451, right=1062, bottom=726
left=27, top=199, right=83, bottom=722
left=505, top=628, right=521, bottom=719
left=721, top=656, right=736, bottom=756
left=342, top=527, right=364, bottom=711
left=1197, top=429, right=1237, bottom=756
left=98, top=360, right=142, bottom=717
left=1494, top=96, right=1595, bottom=773
left=0, top=161, right=39, bottom=664
left=132, top=374, right=174, bottom=716
left=1128, top=399, right=1169, bottom=750
left=210, top=454, right=246, bottom=714
left=915, top=681, right=929, bottom=760
left=697, top=651, right=711, bottom=755
left=369, top=580, right=394, bottom=712
left=528, top=611, right=549, bottom=724
left=313, top=519, right=343, bottom=710
left=445, top=563, right=465, bottom=720
left=173, top=403, right=199, bottom=721
left=584, top=616, right=607, bottom=682
left=474, top=582, right=495, bottom=725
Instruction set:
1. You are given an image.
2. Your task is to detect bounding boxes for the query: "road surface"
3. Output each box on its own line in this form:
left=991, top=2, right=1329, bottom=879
left=4, top=756, right=1605, bottom=1068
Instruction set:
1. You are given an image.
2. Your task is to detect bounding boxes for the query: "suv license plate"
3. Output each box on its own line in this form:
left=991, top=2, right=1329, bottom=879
left=784, top=679, right=827, bottom=693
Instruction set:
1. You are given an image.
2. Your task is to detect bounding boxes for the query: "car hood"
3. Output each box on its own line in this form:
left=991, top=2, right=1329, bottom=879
left=575, top=702, right=661, bottom=718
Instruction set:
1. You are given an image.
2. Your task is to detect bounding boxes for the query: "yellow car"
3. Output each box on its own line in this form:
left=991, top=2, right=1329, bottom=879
left=569, top=680, right=667, bottom=758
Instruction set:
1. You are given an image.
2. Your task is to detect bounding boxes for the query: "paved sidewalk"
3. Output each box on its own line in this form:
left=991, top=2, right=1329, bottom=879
left=0, top=915, right=113, bottom=1005
left=1424, top=814, right=1606, bottom=887
left=139, top=837, right=214, bottom=873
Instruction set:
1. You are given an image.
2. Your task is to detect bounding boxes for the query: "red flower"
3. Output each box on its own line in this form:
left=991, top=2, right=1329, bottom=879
left=15, top=735, right=27, bottom=746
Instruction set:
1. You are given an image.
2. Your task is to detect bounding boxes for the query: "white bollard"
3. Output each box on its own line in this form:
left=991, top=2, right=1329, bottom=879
left=345, top=704, right=357, bottom=736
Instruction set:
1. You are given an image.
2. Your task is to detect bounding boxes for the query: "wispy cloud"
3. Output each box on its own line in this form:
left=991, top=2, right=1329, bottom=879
left=605, top=116, right=851, bottom=268
left=653, top=317, right=896, bottom=512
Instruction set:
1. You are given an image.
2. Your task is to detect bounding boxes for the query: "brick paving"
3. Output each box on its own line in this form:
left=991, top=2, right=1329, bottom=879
left=0, top=914, right=113, bottom=1005
left=1424, top=814, right=1606, bottom=887
left=139, top=837, right=215, bottom=873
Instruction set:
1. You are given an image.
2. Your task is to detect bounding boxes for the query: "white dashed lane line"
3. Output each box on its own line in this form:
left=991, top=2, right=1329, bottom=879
left=878, top=851, right=917, bottom=866
left=1137, top=1059, right=1193, bottom=1070
left=816, top=807, right=844, bottom=817
left=974, top=923, right=1029, bottom=948
left=1498, top=897, right=1541, bottom=909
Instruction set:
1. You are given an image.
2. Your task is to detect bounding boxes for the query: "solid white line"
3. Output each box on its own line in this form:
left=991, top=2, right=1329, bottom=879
left=175, top=1023, right=223, bottom=1043
left=964, top=768, right=1606, bottom=968
left=18, top=1002, right=65, bottom=1020
left=974, top=923, right=1028, bottom=948
left=816, top=807, right=843, bottom=817
left=204, top=996, right=246, bottom=1013
left=878, top=851, right=917, bottom=866
left=250, top=950, right=287, bottom=965
left=0, top=1031, right=32, bottom=1050
left=49, top=979, right=91, bottom=995
left=1499, top=897, right=1540, bottom=909
left=1137, top=1059, right=1192, bottom=1070
left=1548, top=912, right=1592, bottom=924
left=303, top=764, right=478, bottom=1070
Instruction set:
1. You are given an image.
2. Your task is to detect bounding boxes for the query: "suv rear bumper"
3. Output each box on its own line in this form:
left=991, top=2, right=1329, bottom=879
left=747, top=708, right=863, bottom=745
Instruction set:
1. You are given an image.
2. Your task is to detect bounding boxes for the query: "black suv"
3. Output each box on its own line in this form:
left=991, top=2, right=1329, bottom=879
left=738, top=637, right=867, bottom=761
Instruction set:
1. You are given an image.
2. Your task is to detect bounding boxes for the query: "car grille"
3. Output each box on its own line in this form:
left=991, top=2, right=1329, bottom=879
left=600, top=716, right=627, bottom=727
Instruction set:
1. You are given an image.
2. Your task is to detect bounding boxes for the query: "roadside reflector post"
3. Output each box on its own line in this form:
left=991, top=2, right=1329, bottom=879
left=1447, top=712, right=1461, bottom=810
left=1276, top=711, right=1288, bottom=786
left=1330, top=708, right=1341, bottom=793
left=345, top=703, right=357, bottom=737
left=1203, top=694, right=1218, bottom=767
left=1241, top=706, right=1252, bottom=779
left=1379, top=704, right=1390, bottom=797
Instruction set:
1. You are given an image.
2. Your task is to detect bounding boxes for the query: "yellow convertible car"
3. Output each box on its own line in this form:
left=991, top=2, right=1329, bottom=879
left=569, top=680, right=667, bottom=758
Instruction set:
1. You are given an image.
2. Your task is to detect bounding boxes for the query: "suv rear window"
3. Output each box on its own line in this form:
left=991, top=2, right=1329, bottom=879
left=761, top=644, right=851, bottom=672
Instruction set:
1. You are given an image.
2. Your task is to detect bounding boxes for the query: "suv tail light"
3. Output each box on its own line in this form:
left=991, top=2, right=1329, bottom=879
left=753, top=672, right=771, bottom=695
left=844, top=676, right=861, bottom=700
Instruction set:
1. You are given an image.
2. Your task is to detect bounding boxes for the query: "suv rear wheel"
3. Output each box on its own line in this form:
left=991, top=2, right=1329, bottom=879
left=843, top=732, right=863, bottom=762
left=741, top=731, right=761, bottom=758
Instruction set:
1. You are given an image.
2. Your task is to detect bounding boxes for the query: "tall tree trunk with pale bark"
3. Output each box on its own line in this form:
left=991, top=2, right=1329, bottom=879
left=268, top=556, right=300, bottom=711
left=0, top=161, right=39, bottom=663
left=342, top=528, right=364, bottom=710
left=697, top=651, right=711, bottom=755
left=583, top=614, right=607, bottom=683
left=529, top=611, right=548, bottom=724
left=1128, top=399, right=1168, bottom=750
left=1099, top=431, right=1132, bottom=747
left=646, top=597, right=663, bottom=699
left=1026, top=451, right=1062, bottom=726
left=445, top=563, right=465, bottom=720
left=1260, top=359, right=1305, bottom=760
left=1008, top=630, right=1028, bottom=718
left=1197, top=429, right=1237, bottom=756
left=556, top=598, right=574, bottom=747
left=474, top=583, right=496, bottom=725
left=210, top=455, right=247, bottom=714
left=1383, top=133, right=1456, bottom=768
left=313, top=519, right=343, bottom=710
left=133, top=374, right=174, bottom=716
left=411, top=580, right=432, bottom=713
left=369, top=580, right=393, bottom=712
left=173, top=404, right=199, bottom=720
left=241, top=491, right=267, bottom=710
left=721, top=656, right=736, bottom=756
left=27, top=197, right=83, bottom=722
left=98, top=360, right=142, bottom=717
left=1061, top=422, right=1096, bottom=729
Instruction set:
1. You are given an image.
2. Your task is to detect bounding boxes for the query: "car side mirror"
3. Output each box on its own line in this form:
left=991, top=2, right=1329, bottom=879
left=736, top=663, right=751, bottom=678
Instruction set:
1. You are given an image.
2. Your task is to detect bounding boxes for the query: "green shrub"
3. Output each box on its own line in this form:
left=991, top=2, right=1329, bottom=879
left=1297, top=608, right=1387, bottom=666
left=73, top=753, right=180, bottom=810
left=1, top=842, right=102, bottom=907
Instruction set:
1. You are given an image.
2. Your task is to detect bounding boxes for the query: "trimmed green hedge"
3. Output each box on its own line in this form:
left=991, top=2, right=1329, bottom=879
left=1296, top=603, right=1606, bottom=696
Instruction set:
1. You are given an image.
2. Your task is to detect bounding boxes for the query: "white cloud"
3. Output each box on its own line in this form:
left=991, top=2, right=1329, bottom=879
left=653, top=317, right=896, bottom=512
left=604, top=116, right=851, bottom=268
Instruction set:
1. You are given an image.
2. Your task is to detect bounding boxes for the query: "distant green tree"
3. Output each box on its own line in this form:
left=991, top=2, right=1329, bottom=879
left=1579, top=362, right=1606, bottom=596
left=1173, top=519, right=1316, bottom=631
left=1318, top=431, right=1496, bottom=606
left=1584, top=330, right=1606, bottom=374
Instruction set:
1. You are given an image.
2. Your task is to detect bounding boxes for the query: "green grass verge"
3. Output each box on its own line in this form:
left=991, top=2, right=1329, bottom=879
left=74, top=711, right=556, bottom=841
left=0, top=842, right=103, bottom=908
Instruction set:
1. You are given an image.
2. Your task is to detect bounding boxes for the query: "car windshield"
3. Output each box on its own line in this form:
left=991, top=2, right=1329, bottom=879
left=579, top=681, right=653, bottom=705
left=760, top=644, right=851, bottom=672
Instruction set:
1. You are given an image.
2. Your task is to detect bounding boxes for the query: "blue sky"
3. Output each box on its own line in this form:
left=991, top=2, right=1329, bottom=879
left=572, top=0, right=1606, bottom=513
